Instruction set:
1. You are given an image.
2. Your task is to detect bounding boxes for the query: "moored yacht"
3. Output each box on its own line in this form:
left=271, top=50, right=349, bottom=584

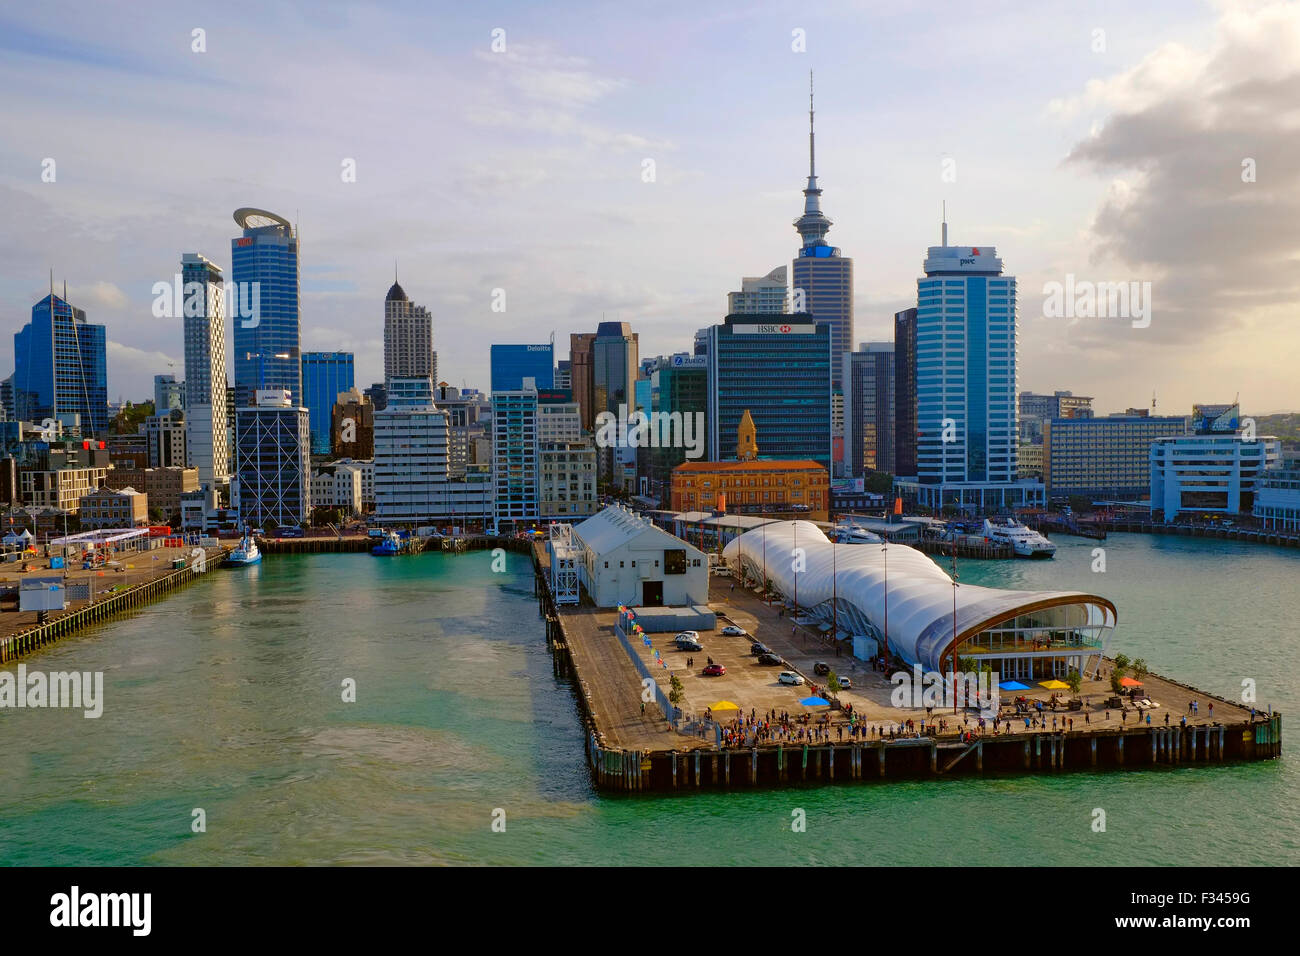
left=225, top=530, right=261, bottom=566
left=982, top=518, right=1056, bottom=559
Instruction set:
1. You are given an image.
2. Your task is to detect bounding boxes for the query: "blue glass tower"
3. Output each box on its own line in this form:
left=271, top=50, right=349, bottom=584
left=301, top=351, right=355, bottom=455
left=12, top=291, right=108, bottom=435
left=231, top=208, right=301, bottom=408
left=490, top=344, right=553, bottom=392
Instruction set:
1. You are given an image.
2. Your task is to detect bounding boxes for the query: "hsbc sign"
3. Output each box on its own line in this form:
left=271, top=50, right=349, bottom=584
left=735, top=323, right=815, bottom=335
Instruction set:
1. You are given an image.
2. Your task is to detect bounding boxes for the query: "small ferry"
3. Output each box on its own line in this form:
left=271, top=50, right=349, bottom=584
left=371, top=530, right=404, bottom=556
left=981, top=518, right=1056, bottom=559
left=225, top=531, right=261, bottom=567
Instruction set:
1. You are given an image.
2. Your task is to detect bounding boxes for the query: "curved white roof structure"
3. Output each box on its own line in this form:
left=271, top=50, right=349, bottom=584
left=723, top=521, right=1116, bottom=673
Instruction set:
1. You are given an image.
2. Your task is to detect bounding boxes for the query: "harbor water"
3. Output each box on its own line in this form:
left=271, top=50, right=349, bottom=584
left=1, top=533, right=1296, bottom=865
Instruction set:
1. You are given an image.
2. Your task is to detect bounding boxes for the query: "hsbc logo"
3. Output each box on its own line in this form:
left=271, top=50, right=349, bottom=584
left=780, top=324, right=791, bottom=333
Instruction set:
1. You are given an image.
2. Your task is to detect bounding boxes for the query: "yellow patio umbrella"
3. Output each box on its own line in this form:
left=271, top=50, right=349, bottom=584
left=1039, top=679, right=1069, bottom=689
left=710, top=701, right=741, bottom=711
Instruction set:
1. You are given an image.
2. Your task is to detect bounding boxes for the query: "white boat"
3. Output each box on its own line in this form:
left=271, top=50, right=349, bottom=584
left=830, top=523, right=883, bottom=544
left=225, top=532, right=261, bottom=566
left=981, top=518, right=1056, bottom=559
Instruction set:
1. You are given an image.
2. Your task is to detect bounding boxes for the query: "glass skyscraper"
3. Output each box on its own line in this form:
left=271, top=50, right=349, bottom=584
left=231, top=208, right=301, bottom=408
left=706, top=314, right=831, bottom=470
left=301, top=351, right=355, bottom=455
left=842, top=343, right=894, bottom=477
left=13, top=292, right=108, bottom=435
left=490, top=344, right=553, bottom=393
left=895, top=237, right=1044, bottom=512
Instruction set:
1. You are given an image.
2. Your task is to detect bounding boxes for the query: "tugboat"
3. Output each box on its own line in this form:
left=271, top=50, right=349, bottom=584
left=225, top=529, right=261, bottom=566
left=371, top=530, right=403, bottom=556
left=982, top=517, right=1056, bottom=559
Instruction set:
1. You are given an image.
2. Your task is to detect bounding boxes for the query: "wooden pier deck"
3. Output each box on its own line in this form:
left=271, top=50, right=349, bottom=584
left=533, top=544, right=1282, bottom=792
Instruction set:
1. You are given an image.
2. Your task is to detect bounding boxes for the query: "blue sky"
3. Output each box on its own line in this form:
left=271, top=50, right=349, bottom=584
left=2, top=0, right=1297, bottom=414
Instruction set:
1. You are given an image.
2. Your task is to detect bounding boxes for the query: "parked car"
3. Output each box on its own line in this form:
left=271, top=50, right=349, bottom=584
left=750, top=641, right=772, bottom=656
left=703, top=663, right=726, bottom=677
left=778, top=671, right=804, bottom=686
left=721, top=625, right=747, bottom=637
left=813, top=661, right=830, bottom=676
left=674, top=632, right=703, bottom=651
left=757, top=653, right=783, bottom=666
left=837, top=676, right=852, bottom=690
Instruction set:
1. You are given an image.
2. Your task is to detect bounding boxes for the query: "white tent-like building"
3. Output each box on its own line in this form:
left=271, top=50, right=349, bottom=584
left=723, top=521, right=1116, bottom=681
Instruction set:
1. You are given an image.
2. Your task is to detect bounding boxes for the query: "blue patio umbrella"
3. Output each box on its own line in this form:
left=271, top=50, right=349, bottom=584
left=799, top=696, right=829, bottom=706
left=1001, top=680, right=1030, bottom=690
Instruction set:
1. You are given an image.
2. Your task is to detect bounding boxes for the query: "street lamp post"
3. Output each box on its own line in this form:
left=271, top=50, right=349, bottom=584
left=951, top=542, right=960, bottom=714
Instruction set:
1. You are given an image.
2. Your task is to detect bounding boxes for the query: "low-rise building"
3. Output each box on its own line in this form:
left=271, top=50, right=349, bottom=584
left=570, top=505, right=709, bottom=607
left=1042, top=414, right=1188, bottom=500
left=78, top=486, right=148, bottom=529
left=106, top=466, right=200, bottom=518
left=1253, top=458, right=1300, bottom=531
left=1150, top=407, right=1280, bottom=521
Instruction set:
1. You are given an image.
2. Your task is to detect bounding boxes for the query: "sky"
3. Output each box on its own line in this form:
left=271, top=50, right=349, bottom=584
left=1, top=0, right=1297, bottom=414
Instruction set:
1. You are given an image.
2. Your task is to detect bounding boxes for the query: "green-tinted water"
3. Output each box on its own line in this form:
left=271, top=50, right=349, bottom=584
left=1, top=534, right=1296, bottom=865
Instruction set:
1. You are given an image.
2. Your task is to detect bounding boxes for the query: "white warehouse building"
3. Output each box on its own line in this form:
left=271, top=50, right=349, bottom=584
left=570, top=506, right=709, bottom=608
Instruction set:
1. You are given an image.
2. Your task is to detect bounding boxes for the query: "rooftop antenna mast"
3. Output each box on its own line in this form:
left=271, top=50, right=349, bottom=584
left=1152, top=388, right=1157, bottom=411
left=942, top=201, right=948, bottom=247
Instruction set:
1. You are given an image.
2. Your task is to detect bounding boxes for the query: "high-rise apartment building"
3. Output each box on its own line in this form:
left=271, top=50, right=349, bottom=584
left=301, top=351, right=355, bottom=455
left=231, top=208, right=301, bottom=408
left=12, top=291, right=108, bottom=435
left=372, top=377, right=489, bottom=525
left=180, top=252, right=229, bottom=489
left=727, top=267, right=789, bottom=314
left=491, top=385, right=540, bottom=529
left=144, top=408, right=187, bottom=468
left=383, top=279, right=437, bottom=384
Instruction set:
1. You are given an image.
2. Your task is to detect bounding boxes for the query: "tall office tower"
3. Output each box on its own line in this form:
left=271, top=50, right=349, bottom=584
left=231, top=208, right=301, bottom=408
left=144, top=408, right=188, bottom=468
left=1019, top=390, right=1094, bottom=442
left=301, top=351, right=355, bottom=455
left=791, top=76, right=853, bottom=394
left=383, top=278, right=436, bottom=384
left=154, top=374, right=184, bottom=412
left=896, top=224, right=1042, bottom=512
left=12, top=290, right=108, bottom=435
left=373, top=376, right=490, bottom=525
left=232, top=388, right=311, bottom=528
left=843, top=343, right=895, bottom=477
left=490, top=344, right=554, bottom=393
left=592, top=321, right=639, bottom=481
left=0, top=375, right=12, bottom=421
left=893, top=307, right=918, bottom=479
left=706, top=314, right=831, bottom=470
left=693, top=328, right=709, bottom=357
left=727, top=266, right=789, bottom=314
left=491, top=383, right=540, bottom=529
left=554, top=360, right=571, bottom=391
left=181, top=252, right=229, bottom=488
left=364, top=381, right=388, bottom=412
left=569, top=332, right=597, bottom=431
